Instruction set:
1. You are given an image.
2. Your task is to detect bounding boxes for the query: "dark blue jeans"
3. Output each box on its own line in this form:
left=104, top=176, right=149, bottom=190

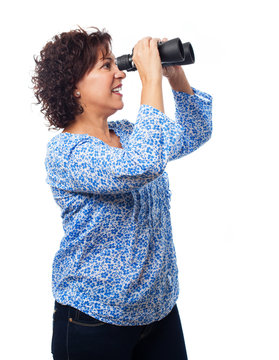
left=52, top=300, right=188, bottom=360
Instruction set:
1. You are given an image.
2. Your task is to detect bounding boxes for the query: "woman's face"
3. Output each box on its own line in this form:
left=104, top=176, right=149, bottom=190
left=75, top=48, right=126, bottom=117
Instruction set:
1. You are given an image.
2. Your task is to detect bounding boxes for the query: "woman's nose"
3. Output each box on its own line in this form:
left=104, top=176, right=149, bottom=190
left=114, top=66, right=126, bottom=79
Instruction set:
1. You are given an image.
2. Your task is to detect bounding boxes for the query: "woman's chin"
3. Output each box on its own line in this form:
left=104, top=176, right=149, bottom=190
left=110, top=102, right=124, bottom=115
left=117, top=101, right=124, bottom=110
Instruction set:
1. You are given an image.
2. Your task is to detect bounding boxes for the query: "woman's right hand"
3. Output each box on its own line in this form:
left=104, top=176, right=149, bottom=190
left=132, top=37, right=163, bottom=85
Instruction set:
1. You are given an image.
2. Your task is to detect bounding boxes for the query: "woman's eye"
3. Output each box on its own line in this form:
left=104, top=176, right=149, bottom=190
left=103, top=62, right=111, bottom=69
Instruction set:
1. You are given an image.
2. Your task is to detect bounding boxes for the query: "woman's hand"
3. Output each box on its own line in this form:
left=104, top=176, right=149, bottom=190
left=133, top=36, right=164, bottom=113
left=162, top=64, right=183, bottom=79
left=132, top=37, right=163, bottom=85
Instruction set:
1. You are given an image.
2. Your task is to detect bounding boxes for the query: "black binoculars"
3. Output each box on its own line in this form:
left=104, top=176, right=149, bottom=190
left=115, top=37, right=195, bottom=72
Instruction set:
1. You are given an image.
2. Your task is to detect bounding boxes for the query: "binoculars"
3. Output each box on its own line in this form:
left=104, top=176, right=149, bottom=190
left=115, top=37, right=195, bottom=72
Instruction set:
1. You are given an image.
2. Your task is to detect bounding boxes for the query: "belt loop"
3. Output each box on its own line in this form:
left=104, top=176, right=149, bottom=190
left=67, top=303, right=79, bottom=321
left=74, top=306, right=79, bottom=321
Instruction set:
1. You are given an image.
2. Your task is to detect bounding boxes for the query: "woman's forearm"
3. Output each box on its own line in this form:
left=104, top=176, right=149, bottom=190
left=140, top=79, right=165, bottom=113
left=168, top=68, right=194, bottom=95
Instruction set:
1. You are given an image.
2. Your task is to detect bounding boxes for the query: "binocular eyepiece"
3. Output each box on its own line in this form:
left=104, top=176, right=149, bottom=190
left=115, top=37, right=195, bottom=72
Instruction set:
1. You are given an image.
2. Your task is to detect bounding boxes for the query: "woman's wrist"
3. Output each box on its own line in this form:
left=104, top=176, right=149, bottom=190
left=141, top=80, right=164, bottom=113
left=167, top=68, right=194, bottom=95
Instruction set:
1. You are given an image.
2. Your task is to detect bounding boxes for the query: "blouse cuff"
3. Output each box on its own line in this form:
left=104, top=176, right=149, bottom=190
left=172, top=87, right=213, bottom=105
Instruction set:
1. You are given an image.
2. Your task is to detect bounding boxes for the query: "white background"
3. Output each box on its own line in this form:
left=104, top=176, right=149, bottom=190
left=1, top=0, right=278, bottom=359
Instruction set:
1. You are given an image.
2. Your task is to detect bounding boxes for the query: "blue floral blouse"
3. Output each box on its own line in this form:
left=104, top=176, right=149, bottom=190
left=45, top=87, right=213, bottom=326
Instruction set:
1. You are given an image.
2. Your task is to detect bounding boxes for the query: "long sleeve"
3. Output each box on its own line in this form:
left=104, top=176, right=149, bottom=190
left=168, top=87, right=213, bottom=162
left=45, top=104, right=184, bottom=195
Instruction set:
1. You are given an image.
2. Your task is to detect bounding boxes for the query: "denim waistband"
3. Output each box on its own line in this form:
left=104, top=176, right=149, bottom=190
left=54, top=300, right=77, bottom=321
left=53, top=299, right=177, bottom=327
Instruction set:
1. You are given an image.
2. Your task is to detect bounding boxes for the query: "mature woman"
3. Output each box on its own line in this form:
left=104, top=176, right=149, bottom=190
left=32, top=26, right=212, bottom=360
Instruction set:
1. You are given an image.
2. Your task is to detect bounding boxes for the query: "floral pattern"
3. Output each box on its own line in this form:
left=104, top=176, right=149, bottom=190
left=45, top=87, right=212, bottom=326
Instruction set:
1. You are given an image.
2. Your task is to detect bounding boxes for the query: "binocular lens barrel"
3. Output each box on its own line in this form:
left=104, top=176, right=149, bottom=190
left=158, top=38, right=185, bottom=63
left=178, top=42, right=195, bottom=65
left=115, top=37, right=195, bottom=72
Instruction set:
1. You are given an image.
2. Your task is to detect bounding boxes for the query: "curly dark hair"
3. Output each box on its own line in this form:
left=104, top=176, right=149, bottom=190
left=32, top=26, right=112, bottom=130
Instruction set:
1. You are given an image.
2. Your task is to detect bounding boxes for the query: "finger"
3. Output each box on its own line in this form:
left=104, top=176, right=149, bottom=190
left=149, top=38, right=161, bottom=48
left=134, top=36, right=151, bottom=47
left=140, top=36, right=152, bottom=44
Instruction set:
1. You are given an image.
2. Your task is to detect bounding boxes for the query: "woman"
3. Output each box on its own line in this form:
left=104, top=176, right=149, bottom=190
left=32, top=26, right=212, bottom=360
